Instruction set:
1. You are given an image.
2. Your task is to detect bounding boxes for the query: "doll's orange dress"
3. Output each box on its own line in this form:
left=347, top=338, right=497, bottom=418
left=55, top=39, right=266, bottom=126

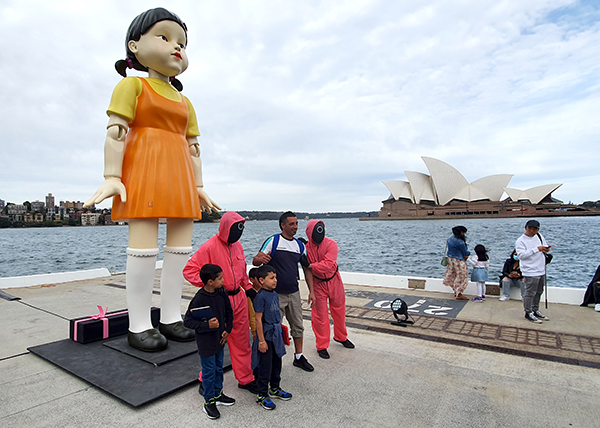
left=111, top=78, right=202, bottom=220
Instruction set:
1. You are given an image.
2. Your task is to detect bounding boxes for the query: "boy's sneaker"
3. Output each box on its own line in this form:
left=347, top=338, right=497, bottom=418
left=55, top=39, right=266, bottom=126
left=269, top=387, right=292, bottom=401
left=257, top=394, right=276, bottom=410
left=293, top=355, right=314, bottom=372
left=203, top=399, right=220, bottom=419
left=533, top=310, right=549, bottom=321
left=215, top=391, right=235, bottom=406
left=525, top=311, right=543, bottom=324
left=499, top=295, right=509, bottom=302
left=481, top=295, right=486, bottom=300
left=472, top=297, right=483, bottom=302
left=595, top=304, right=600, bottom=312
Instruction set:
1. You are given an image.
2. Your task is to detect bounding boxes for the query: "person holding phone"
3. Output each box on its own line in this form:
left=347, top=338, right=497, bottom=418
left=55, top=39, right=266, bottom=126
left=516, top=220, right=552, bottom=324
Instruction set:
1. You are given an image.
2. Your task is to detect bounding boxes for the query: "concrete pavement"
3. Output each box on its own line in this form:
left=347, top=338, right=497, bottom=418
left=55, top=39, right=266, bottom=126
left=1, top=272, right=600, bottom=427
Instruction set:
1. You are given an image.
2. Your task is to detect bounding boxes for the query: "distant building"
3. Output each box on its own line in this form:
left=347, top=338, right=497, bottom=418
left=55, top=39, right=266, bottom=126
left=46, top=193, right=56, bottom=220
left=31, top=200, right=45, bottom=213
left=104, top=214, right=115, bottom=225
left=7, top=204, right=27, bottom=222
left=380, top=157, right=564, bottom=219
left=81, top=212, right=101, bottom=226
left=0, top=199, right=5, bottom=211
left=61, top=201, right=84, bottom=211
left=24, top=213, right=33, bottom=223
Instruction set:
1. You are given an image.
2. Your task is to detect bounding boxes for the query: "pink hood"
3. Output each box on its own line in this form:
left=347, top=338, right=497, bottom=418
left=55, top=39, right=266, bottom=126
left=217, top=211, right=245, bottom=244
left=305, top=220, right=340, bottom=281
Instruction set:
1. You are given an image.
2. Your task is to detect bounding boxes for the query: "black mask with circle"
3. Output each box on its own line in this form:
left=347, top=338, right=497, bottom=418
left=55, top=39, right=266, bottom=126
left=228, top=221, right=244, bottom=243
left=312, top=222, right=325, bottom=244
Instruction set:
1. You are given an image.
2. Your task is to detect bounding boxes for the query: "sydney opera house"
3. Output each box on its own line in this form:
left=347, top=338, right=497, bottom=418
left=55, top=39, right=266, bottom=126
left=377, top=157, right=570, bottom=219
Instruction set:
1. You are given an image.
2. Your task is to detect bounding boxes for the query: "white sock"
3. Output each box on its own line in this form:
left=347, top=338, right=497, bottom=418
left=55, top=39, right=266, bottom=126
left=477, top=282, right=484, bottom=297
left=295, top=353, right=303, bottom=360
left=160, top=246, right=193, bottom=325
left=126, top=248, right=159, bottom=333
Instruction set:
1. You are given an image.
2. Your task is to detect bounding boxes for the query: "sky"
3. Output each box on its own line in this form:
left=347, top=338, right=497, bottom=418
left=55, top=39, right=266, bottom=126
left=1, top=0, right=599, bottom=212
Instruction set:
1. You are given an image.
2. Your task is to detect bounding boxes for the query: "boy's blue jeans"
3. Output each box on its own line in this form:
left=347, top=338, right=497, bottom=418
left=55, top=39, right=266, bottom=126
left=200, top=349, right=224, bottom=403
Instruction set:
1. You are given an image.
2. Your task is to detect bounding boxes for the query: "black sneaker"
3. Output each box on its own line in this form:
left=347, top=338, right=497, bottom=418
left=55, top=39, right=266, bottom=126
left=533, top=310, right=549, bottom=321
left=525, top=311, right=542, bottom=324
left=334, top=338, right=355, bottom=349
left=203, top=400, right=220, bottom=419
left=317, top=349, right=330, bottom=359
left=238, top=380, right=258, bottom=394
left=293, top=355, right=314, bottom=372
left=215, top=391, right=235, bottom=406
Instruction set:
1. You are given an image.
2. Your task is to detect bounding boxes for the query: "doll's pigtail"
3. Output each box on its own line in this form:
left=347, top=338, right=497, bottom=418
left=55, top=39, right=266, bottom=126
left=170, top=77, right=184, bottom=92
left=115, top=58, right=133, bottom=77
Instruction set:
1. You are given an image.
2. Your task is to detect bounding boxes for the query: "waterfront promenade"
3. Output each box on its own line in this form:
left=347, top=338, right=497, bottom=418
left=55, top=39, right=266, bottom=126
left=2, top=271, right=600, bottom=427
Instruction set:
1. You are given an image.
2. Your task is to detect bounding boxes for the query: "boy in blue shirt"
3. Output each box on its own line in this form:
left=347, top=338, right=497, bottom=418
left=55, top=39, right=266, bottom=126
left=183, top=264, right=234, bottom=420
left=252, top=265, right=293, bottom=410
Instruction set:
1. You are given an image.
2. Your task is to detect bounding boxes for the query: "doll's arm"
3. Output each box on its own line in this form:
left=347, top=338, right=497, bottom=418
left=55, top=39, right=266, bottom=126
left=84, top=114, right=128, bottom=207
left=188, top=137, right=221, bottom=213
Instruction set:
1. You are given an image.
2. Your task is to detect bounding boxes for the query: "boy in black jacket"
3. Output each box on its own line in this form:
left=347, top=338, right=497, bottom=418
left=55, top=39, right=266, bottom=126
left=184, top=264, right=234, bottom=420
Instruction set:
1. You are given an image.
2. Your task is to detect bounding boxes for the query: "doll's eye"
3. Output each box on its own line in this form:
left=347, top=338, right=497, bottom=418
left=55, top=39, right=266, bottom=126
left=178, top=43, right=185, bottom=49
left=160, top=35, right=168, bottom=41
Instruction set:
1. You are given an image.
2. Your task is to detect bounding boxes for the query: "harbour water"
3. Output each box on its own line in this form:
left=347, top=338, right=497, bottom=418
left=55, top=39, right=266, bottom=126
left=1, top=216, right=599, bottom=289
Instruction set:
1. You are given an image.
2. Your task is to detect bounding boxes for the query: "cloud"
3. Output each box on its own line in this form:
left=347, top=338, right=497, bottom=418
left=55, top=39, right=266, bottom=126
left=1, top=0, right=599, bottom=212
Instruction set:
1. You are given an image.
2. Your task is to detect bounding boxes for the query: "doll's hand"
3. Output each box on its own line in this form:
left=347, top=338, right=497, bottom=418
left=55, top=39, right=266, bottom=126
left=196, top=187, right=222, bottom=213
left=84, top=177, right=127, bottom=208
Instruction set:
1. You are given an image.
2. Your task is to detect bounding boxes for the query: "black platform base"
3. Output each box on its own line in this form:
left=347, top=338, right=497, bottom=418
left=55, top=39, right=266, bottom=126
left=29, top=338, right=231, bottom=407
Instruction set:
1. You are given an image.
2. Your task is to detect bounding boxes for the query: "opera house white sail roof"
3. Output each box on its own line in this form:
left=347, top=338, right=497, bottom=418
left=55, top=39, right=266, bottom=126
left=383, top=157, right=561, bottom=206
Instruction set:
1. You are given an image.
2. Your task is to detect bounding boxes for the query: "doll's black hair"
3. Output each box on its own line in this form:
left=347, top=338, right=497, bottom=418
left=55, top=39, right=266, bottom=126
left=115, top=7, right=187, bottom=91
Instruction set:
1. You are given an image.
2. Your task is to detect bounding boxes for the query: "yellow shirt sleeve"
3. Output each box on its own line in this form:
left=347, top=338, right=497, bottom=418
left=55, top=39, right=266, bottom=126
left=184, top=96, right=201, bottom=137
left=106, top=77, right=141, bottom=123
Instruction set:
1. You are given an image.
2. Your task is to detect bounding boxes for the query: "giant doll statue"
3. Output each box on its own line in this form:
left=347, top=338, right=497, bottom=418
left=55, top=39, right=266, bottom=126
left=84, top=8, right=220, bottom=352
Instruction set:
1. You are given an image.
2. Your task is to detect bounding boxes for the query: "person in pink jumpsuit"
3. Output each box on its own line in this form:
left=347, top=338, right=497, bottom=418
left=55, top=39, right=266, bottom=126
left=184, top=211, right=257, bottom=393
left=305, top=220, right=355, bottom=359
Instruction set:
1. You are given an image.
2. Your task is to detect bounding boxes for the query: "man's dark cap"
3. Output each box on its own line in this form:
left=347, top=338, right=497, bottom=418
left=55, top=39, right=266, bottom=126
left=525, top=219, right=540, bottom=229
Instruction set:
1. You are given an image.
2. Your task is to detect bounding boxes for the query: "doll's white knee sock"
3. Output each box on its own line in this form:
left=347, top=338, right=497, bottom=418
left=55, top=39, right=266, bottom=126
left=126, top=247, right=159, bottom=333
left=160, top=246, right=193, bottom=325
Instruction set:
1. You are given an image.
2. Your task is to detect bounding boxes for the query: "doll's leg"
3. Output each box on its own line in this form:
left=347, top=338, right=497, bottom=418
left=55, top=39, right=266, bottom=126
left=126, top=219, right=167, bottom=351
left=158, top=219, right=195, bottom=341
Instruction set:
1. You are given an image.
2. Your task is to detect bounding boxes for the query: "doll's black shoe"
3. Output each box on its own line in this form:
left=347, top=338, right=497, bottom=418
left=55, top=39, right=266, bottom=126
left=159, top=321, right=195, bottom=342
left=128, top=328, right=168, bottom=352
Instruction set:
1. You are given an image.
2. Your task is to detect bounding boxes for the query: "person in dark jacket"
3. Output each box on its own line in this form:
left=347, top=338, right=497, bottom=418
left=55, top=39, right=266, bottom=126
left=184, top=264, right=234, bottom=420
left=581, top=264, right=600, bottom=312
left=499, top=250, right=526, bottom=301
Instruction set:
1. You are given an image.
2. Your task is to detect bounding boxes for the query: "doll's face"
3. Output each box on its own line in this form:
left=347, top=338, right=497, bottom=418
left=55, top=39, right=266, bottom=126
left=129, top=20, right=189, bottom=78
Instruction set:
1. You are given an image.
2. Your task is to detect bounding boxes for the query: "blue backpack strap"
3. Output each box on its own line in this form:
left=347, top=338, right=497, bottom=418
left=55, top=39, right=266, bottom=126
left=271, top=233, right=280, bottom=258
left=295, top=238, right=305, bottom=255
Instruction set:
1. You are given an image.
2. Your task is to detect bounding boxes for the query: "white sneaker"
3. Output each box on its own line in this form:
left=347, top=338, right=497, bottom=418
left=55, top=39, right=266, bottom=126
left=499, top=295, right=509, bottom=302
left=595, top=304, right=600, bottom=312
